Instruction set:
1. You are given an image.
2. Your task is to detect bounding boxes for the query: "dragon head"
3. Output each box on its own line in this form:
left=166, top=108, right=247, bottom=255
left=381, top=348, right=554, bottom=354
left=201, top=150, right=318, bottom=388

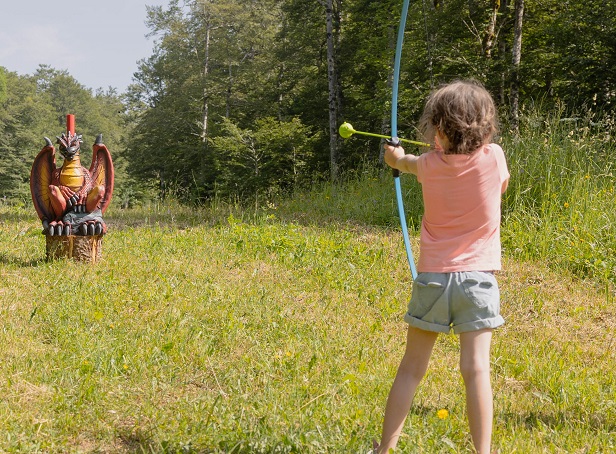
left=56, top=132, right=83, bottom=160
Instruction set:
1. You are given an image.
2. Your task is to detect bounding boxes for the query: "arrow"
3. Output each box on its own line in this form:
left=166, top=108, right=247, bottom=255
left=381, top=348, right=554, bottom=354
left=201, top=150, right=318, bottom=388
left=339, top=122, right=430, bottom=147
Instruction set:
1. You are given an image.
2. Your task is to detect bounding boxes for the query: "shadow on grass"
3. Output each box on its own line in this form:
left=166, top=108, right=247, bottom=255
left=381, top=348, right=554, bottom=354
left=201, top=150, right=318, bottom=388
left=0, top=252, right=44, bottom=267
left=524, top=410, right=614, bottom=432
left=117, top=430, right=211, bottom=454
left=411, top=404, right=615, bottom=434
left=0, top=211, right=37, bottom=224
left=496, top=410, right=616, bottom=433
left=106, top=209, right=221, bottom=231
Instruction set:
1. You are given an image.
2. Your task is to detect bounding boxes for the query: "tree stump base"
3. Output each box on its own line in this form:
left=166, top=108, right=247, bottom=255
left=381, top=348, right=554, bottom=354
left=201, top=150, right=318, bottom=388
left=46, top=235, right=104, bottom=263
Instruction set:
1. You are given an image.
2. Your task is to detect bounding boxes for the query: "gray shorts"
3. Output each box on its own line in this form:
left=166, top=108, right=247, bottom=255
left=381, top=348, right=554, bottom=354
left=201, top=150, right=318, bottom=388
left=404, top=271, right=505, bottom=334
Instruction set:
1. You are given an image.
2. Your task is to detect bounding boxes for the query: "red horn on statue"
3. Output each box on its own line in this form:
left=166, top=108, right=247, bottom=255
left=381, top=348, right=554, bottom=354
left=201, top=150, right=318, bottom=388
left=67, top=114, right=75, bottom=135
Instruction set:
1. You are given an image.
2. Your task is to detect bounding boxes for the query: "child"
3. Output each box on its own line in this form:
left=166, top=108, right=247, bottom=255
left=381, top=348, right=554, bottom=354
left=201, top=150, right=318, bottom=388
left=377, top=80, right=509, bottom=454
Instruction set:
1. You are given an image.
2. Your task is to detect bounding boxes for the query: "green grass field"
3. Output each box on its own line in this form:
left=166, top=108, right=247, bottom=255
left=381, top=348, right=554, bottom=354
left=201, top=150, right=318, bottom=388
left=0, top=110, right=615, bottom=453
left=0, top=195, right=613, bottom=453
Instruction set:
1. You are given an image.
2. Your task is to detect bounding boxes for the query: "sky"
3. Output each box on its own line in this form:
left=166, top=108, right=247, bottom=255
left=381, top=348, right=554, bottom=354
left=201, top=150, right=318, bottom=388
left=0, top=0, right=170, bottom=93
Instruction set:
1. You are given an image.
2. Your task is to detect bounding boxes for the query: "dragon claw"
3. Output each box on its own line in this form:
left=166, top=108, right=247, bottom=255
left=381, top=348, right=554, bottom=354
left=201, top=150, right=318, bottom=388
left=47, top=221, right=73, bottom=236
left=74, top=220, right=106, bottom=236
left=48, top=223, right=59, bottom=236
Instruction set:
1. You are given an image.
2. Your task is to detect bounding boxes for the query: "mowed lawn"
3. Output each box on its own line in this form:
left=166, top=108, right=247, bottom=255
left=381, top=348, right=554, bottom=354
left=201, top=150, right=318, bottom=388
left=0, top=205, right=614, bottom=453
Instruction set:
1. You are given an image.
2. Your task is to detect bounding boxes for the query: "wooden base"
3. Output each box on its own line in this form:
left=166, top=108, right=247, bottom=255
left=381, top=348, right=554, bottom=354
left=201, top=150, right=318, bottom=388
left=46, top=235, right=104, bottom=263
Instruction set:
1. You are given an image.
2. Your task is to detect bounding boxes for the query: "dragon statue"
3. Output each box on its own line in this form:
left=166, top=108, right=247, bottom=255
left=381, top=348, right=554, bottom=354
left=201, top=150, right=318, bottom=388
left=30, top=116, right=114, bottom=237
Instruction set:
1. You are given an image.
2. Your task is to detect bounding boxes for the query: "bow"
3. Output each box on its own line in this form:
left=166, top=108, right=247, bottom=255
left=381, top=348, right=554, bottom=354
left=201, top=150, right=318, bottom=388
left=391, top=0, right=418, bottom=279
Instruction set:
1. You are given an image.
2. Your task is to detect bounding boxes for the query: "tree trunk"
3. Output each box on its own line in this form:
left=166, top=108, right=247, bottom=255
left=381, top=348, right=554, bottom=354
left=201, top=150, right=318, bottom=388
left=226, top=63, right=233, bottom=119
left=482, top=0, right=500, bottom=58
left=497, top=0, right=509, bottom=104
left=277, top=62, right=285, bottom=121
left=201, top=22, right=211, bottom=142
left=511, top=0, right=524, bottom=132
left=422, top=0, right=434, bottom=87
left=324, top=0, right=340, bottom=181
left=46, top=234, right=104, bottom=263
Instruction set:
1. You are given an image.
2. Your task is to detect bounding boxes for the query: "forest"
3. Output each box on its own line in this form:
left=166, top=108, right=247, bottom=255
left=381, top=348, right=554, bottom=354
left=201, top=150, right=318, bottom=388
left=1, top=0, right=614, bottom=206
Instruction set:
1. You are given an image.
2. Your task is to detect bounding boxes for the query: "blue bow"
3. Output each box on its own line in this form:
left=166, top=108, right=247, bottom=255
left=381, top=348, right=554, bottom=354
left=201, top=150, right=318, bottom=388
left=391, top=0, right=418, bottom=279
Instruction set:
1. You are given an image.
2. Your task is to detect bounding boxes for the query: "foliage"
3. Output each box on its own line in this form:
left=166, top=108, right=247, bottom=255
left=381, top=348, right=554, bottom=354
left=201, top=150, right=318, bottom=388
left=521, top=0, right=616, bottom=107
left=120, top=0, right=616, bottom=201
left=3, top=0, right=616, bottom=203
left=0, top=67, right=7, bottom=104
left=123, top=0, right=285, bottom=202
left=0, top=72, right=50, bottom=202
left=208, top=117, right=318, bottom=200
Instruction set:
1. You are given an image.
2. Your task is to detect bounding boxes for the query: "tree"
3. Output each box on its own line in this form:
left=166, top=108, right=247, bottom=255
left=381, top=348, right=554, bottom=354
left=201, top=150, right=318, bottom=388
left=320, top=0, right=342, bottom=180
left=209, top=116, right=316, bottom=198
left=0, top=68, right=6, bottom=105
left=510, top=0, right=524, bottom=131
left=0, top=71, right=52, bottom=200
left=118, top=0, right=616, bottom=202
left=127, top=0, right=287, bottom=202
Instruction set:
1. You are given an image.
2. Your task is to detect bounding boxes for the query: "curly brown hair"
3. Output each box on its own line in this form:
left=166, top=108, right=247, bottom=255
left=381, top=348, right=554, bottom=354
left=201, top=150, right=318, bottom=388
left=418, top=80, right=498, bottom=155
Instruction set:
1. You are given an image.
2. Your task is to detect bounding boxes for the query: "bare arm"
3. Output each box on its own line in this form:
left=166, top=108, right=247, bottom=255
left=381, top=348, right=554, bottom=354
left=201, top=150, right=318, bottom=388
left=384, top=144, right=419, bottom=175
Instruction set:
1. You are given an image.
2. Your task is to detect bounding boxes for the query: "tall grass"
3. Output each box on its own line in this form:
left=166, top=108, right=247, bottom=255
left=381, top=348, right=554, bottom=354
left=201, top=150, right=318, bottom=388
left=501, top=105, right=616, bottom=287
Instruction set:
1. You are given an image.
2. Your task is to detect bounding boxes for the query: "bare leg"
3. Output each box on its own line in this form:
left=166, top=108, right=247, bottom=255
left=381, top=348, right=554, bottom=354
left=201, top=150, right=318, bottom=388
left=378, top=326, right=438, bottom=453
left=459, top=328, right=493, bottom=454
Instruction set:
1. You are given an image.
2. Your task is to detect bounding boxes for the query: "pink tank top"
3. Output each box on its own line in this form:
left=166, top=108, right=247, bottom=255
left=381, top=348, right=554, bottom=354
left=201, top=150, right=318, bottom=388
left=415, top=143, right=509, bottom=272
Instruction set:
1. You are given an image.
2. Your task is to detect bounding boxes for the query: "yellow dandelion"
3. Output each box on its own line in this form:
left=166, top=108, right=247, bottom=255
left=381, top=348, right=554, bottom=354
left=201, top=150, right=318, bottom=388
left=123, top=364, right=129, bottom=370
left=563, top=202, right=570, bottom=208
left=437, top=409, right=449, bottom=419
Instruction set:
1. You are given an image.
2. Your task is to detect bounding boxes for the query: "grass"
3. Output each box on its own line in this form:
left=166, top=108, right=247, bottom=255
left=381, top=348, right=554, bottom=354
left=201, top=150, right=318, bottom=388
left=0, top=107, right=614, bottom=452
left=501, top=106, right=616, bottom=285
left=0, top=200, right=614, bottom=453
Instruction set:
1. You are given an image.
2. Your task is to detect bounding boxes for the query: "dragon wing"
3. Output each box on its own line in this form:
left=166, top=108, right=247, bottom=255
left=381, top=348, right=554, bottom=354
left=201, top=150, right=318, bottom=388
left=89, top=134, right=115, bottom=214
left=30, top=138, right=57, bottom=222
